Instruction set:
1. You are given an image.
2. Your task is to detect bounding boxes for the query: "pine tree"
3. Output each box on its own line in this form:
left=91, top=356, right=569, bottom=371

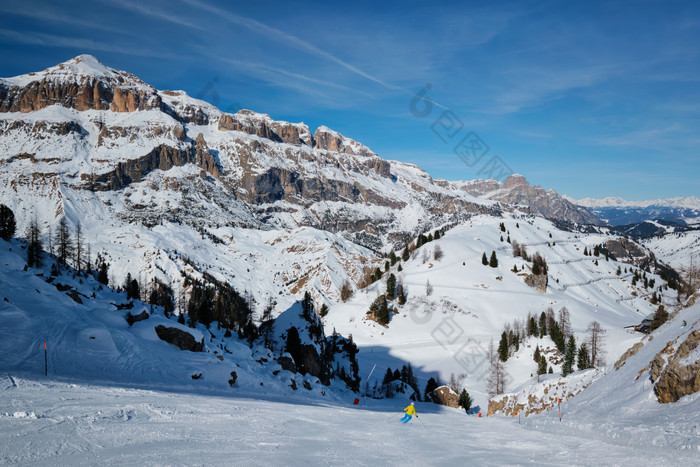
left=386, top=273, right=397, bottom=299
left=382, top=368, right=394, bottom=385
left=650, top=305, right=668, bottom=331
left=424, top=377, right=439, bottom=402
left=539, top=312, right=547, bottom=338
left=577, top=343, right=591, bottom=370
left=482, top=252, right=488, bottom=266
left=301, top=291, right=314, bottom=320
left=549, top=321, right=565, bottom=352
left=0, top=204, right=16, bottom=241
left=98, top=262, right=109, bottom=285
left=538, top=355, right=547, bottom=375
left=371, top=295, right=390, bottom=325
left=458, top=389, right=472, bottom=412
left=397, top=282, right=406, bottom=305
left=529, top=317, right=539, bottom=337
left=402, top=245, right=410, bottom=262
left=489, top=251, right=498, bottom=268
left=390, top=251, right=398, bottom=266
left=562, top=335, right=576, bottom=376
left=533, top=344, right=541, bottom=363
left=498, top=331, right=509, bottom=362
left=319, top=303, right=329, bottom=317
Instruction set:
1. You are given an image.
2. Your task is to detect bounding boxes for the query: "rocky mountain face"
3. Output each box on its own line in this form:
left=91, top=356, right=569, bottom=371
left=457, top=174, right=603, bottom=226
left=0, top=55, right=504, bottom=252
left=0, top=55, right=601, bottom=309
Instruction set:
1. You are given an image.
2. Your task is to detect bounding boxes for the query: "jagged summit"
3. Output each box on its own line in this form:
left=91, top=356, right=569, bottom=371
left=457, top=174, right=603, bottom=225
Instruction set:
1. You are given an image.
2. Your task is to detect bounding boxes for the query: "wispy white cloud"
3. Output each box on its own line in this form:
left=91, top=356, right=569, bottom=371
left=101, top=0, right=205, bottom=30
left=179, top=0, right=401, bottom=92
left=590, top=124, right=700, bottom=153
left=217, top=57, right=375, bottom=99
left=0, top=4, right=134, bottom=36
left=0, top=28, right=177, bottom=59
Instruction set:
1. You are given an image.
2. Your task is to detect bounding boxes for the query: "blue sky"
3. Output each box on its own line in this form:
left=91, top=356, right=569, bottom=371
left=1, top=0, right=699, bottom=200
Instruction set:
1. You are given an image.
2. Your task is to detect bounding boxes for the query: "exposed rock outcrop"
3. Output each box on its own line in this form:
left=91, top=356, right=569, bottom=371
left=154, top=325, right=204, bottom=352
left=218, top=110, right=313, bottom=146
left=126, top=310, right=149, bottom=326
left=276, top=355, right=297, bottom=373
left=433, top=386, right=460, bottom=408
left=194, top=133, right=221, bottom=179
left=651, top=330, right=700, bottom=403
left=614, top=342, right=644, bottom=371
left=313, top=126, right=374, bottom=157
left=92, top=136, right=221, bottom=190
left=292, top=344, right=330, bottom=386
left=524, top=273, right=547, bottom=293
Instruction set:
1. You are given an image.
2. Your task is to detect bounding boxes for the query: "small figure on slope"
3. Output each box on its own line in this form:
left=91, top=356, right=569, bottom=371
left=400, top=402, right=417, bottom=424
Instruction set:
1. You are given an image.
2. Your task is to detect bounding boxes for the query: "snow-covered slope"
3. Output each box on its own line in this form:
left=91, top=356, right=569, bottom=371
left=324, top=214, right=670, bottom=410
left=3, top=375, right=698, bottom=465
left=642, top=230, right=700, bottom=272
left=520, top=301, right=700, bottom=451
left=0, top=238, right=355, bottom=399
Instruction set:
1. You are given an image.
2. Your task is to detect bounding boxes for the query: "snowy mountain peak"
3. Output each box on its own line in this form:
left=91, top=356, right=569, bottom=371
left=55, top=54, right=115, bottom=79
left=1, top=54, right=143, bottom=88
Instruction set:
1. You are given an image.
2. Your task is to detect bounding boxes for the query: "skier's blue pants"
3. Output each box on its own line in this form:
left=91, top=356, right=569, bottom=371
left=400, top=414, right=412, bottom=423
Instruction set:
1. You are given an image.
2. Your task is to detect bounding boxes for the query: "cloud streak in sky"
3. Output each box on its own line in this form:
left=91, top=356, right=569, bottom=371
left=0, top=28, right=178, bottom=58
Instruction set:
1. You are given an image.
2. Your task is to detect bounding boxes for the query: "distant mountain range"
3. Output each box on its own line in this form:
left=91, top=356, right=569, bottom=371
left=565, top=196, right=700, bottom=228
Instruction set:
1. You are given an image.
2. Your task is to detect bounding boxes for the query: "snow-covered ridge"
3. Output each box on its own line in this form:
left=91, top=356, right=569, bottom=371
left=567, top=195, right=700, bottom=210
left=1, top=54, right=149, bottom=90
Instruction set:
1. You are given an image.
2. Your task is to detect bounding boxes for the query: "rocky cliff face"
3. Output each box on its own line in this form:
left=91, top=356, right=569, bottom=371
left=0, top=55, right=162, bottom=114
left=650, top=329, right=700, bottom=403
left=92, top=133, right=220, bottom=190
left=459, top=174, right=603, bottom=226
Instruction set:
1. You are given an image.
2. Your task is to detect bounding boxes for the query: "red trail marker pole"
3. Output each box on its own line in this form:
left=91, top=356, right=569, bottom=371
left=557, top=397, right=561, bottom=422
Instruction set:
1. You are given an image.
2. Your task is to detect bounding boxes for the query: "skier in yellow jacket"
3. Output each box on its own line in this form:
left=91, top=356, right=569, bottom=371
left=400, top=402, right=417, bottom=423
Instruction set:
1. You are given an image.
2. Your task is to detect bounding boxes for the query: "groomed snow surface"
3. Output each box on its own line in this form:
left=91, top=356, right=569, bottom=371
left=2, top=376, right=698, bottom=466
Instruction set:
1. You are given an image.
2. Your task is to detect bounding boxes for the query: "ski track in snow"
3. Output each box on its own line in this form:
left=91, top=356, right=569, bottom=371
left=1, top=376, right=697, bottom=466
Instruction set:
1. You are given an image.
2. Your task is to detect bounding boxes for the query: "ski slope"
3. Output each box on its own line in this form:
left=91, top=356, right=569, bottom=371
left=2, top=376, right=697, bottom=466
